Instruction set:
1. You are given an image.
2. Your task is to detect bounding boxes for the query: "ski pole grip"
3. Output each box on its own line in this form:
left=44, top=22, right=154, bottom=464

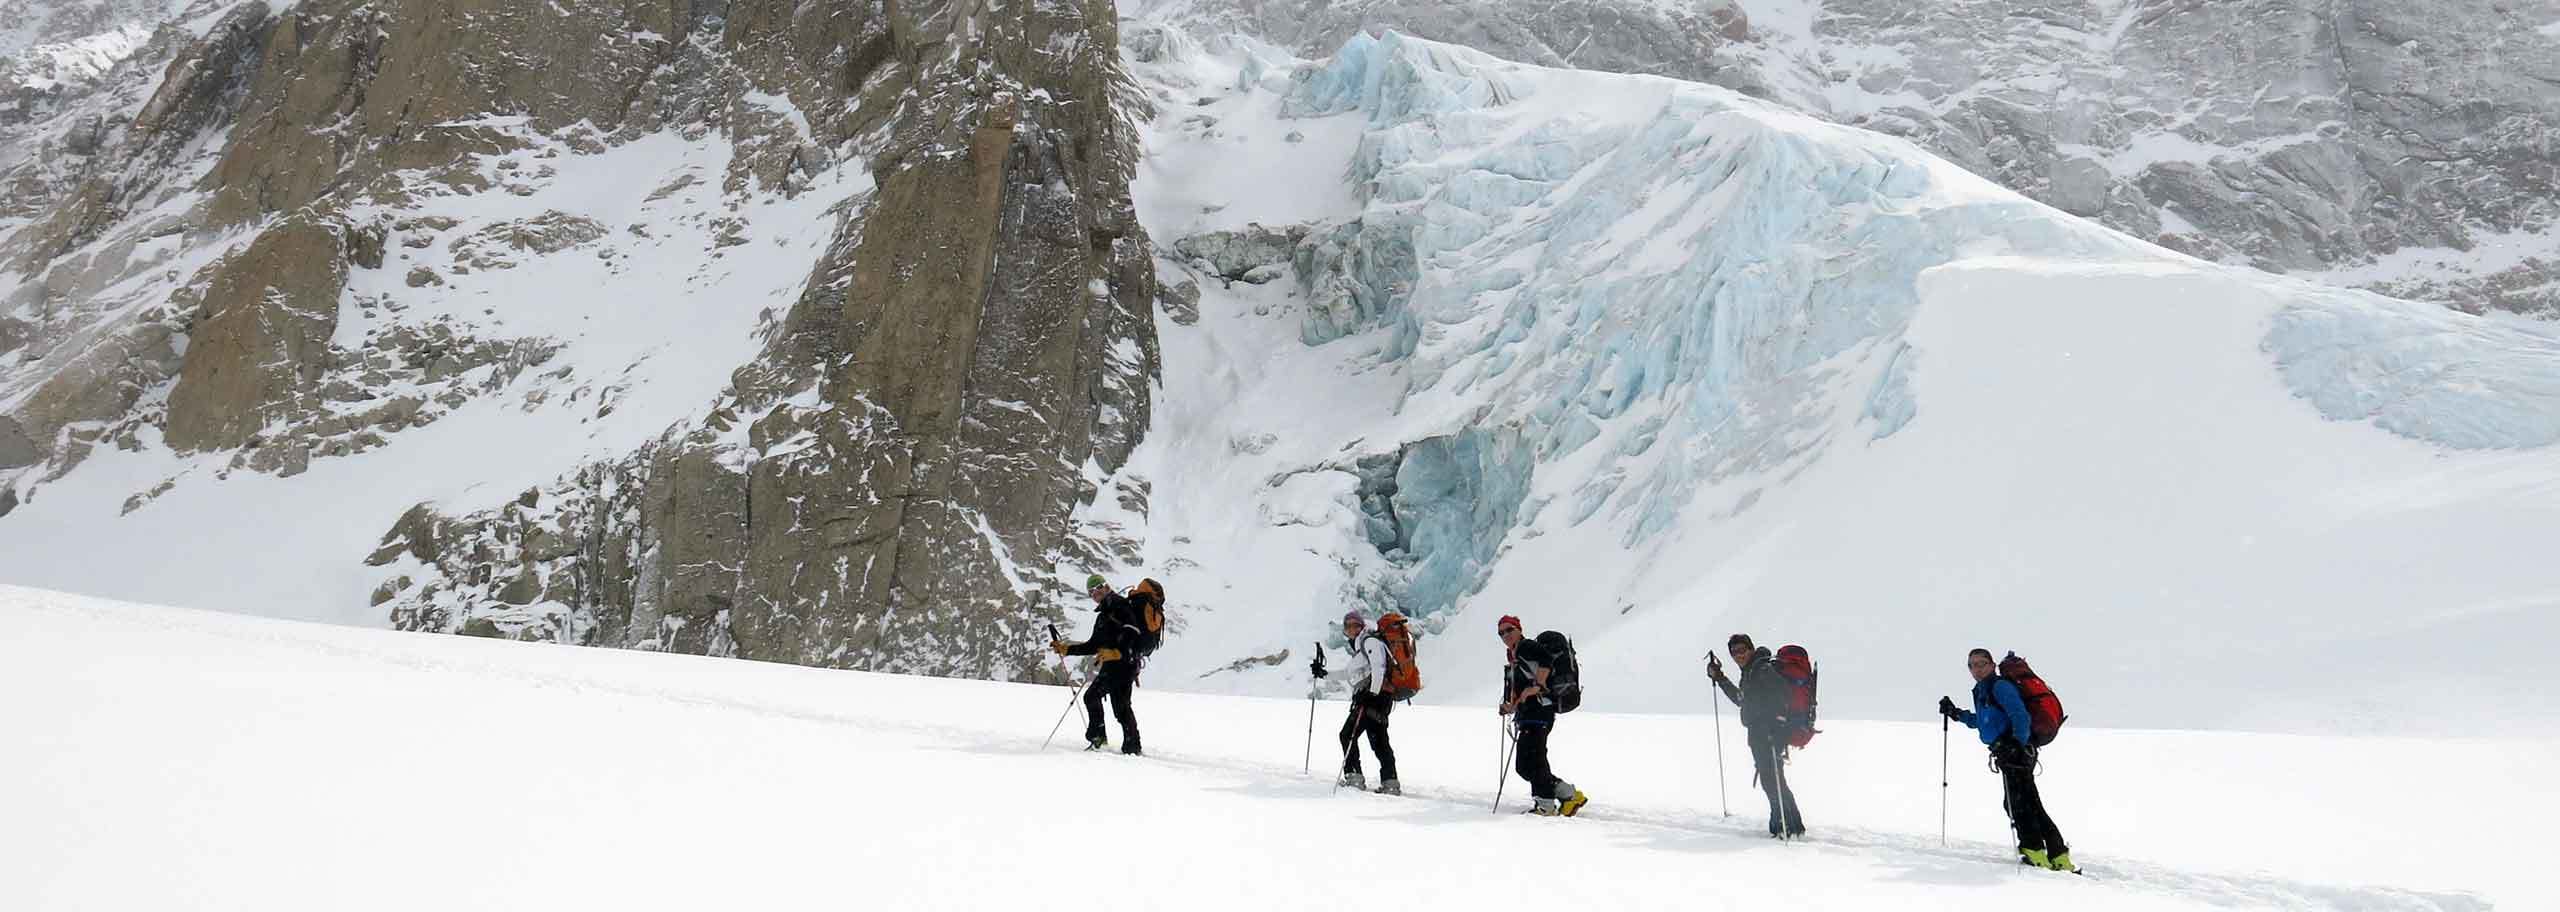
left=1047, top=623, right=1062, bottom=643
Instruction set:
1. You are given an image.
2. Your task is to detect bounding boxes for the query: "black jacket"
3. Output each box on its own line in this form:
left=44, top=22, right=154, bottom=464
left=1066, top=592, right=1143, bottom=665
left=1506, top=637, right=1560, bottom=723
left=1715, top=647, right=1788, bottom=731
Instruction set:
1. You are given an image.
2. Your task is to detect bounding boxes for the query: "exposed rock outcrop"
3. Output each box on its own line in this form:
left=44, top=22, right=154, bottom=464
left=366, top=0, right=1163, bottom=678
left=162, top=217, right=346, bottom=451
left=1173, top=223, right=1305, bottom=284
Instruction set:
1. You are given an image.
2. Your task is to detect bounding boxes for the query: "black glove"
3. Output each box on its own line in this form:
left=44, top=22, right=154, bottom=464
left=1309, top=656, right=1328, bottom=679
left=1937, top=696, right=1961, bottom=720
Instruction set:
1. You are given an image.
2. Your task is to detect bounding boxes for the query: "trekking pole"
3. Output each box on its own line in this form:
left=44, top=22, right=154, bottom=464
left=1040, top=623, right=1082, bottom=750
left=1330, top=699, right=1367, bottom=794
left=1940, top=714, right=1951, bottom=847
left=1304, top=641, right=1321, bottom=774
left=1711, top=682, right=1730, bottom=818
left=1492, top=715, right=1512, bottom=813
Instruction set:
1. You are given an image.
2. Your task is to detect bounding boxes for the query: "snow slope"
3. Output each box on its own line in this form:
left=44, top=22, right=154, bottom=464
left=0, top=23, right=151, bottom=91
left=2, top=586, right=2539, bottom=910
left=0, top=125, right=873, bottom=626
left=1108, top=31, right=2560, bottom=735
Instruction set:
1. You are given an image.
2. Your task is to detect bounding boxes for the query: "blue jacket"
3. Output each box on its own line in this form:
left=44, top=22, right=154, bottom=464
left=1959, top=676, right=2032, bottom=747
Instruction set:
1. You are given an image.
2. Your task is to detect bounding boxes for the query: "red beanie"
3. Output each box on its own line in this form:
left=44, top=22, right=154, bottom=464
left=1497, top=615, right=1523, bottom=633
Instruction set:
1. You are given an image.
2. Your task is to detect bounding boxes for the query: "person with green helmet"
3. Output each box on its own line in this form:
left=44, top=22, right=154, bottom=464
left=1052, top=574, right=1144, bottom=754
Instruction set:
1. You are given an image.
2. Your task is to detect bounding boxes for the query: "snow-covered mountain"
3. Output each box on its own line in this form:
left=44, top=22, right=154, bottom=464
left=1134, top=0, right=2560, bottom=315
left=0, top=0, right=2556, bottom=739
left=1, top=0, right=1162, bottom=680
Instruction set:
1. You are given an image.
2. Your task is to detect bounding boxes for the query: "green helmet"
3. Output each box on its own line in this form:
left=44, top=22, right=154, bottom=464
left=1085, top=574, right=1108, bottom=592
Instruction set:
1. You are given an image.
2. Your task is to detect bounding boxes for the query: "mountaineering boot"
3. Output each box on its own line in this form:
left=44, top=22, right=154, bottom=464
left=1374, top=779, right=1401, bottom=796
left=1559, top=789, right=1589, bottom=817
left=1085, top=735, right=1108, bottom=751
left=2046, top=852, right=2079, bottom=874
left=1122, top=736, right=1142, bottom=756
left=1338, top=771, right=1366, bottom=790
left=2020, top=848, right=2052, bottom=869
left=1525, top=797, right=1561, bottom=816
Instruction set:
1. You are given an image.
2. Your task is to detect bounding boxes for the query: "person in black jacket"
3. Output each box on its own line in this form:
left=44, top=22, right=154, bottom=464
left=1710, top=633, right=1803, bottom=837
left=1499, top=615, right=1587, bottom=816
left=1052, top=574, right=1142, bottom=755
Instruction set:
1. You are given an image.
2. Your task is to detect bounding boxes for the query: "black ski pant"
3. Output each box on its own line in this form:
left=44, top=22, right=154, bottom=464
left=2000, top=757, right=2068, bottom=856
left=1082, top=660, right=1139, bottom=750
left=1749, top=727, right=1804, bottom=835
left=1339, top=693, right=1398, bottom=780
left=1513, top=717, right=1563, bottom=799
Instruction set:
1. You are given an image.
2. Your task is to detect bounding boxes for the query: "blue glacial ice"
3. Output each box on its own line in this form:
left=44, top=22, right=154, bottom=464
left=1264, top=30, right=2560, bottom=619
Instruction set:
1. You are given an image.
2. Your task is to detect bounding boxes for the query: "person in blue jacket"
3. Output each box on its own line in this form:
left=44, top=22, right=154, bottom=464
left=1939, top=648, right=2076, bottom=873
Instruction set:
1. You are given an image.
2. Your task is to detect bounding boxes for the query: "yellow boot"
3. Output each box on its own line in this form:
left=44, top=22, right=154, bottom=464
left=1559, top=789, right=1590, bottom=817
left=2020, top=848, right=2052, bottom=869
left=2047, top=852, right=2079, bottom=874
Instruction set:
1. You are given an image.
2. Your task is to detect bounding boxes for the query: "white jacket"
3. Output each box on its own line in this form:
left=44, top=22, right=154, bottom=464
left=1341, top=633, right=1390, bottom=695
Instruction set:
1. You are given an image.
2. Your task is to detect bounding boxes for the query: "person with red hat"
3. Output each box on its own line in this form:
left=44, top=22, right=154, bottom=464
left=1499, top=615, right=1587, bottom=816
left=1314, top=610, right=1401, bottom=794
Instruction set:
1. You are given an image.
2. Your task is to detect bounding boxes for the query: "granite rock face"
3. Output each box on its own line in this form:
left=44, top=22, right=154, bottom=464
left=360, top=0, right=1163, bottom=677
left=1766, top=0, right=2560, bottom=315
left=3, top=0, right=1162, bottom=679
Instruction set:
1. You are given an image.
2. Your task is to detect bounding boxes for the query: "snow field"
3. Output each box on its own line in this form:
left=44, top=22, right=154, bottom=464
left=1, top=587, right=2536, bottom=910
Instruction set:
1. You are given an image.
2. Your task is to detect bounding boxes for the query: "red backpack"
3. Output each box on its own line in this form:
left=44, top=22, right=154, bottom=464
left=1774, top=645, right=1819, bottom=748
left=1998, top=652, right=2066, bottom=746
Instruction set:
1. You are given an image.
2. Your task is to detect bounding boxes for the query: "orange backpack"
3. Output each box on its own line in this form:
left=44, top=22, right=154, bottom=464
left=1374, top=612, right=1423, bottom=700
left=1127, top=579, right=1167, bottom=655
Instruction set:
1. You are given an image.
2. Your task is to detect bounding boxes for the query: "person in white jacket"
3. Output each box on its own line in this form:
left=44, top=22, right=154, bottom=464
left=1316, top=610, right=1401, bottom=795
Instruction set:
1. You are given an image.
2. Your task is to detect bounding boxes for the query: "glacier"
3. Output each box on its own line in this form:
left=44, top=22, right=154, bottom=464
left=1114, top=29, right=2560, bottom=734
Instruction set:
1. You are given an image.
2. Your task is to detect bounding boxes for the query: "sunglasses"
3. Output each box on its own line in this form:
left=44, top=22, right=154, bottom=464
left=1497, top=627, right=1521, bottom=636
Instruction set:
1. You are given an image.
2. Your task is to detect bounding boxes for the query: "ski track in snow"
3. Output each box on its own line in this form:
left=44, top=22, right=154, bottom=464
left=2, top=587, right=2520, bottom=911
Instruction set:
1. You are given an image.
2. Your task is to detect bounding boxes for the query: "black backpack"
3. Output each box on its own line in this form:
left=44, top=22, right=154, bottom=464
left=1533, top=630, right=1582, bottom=713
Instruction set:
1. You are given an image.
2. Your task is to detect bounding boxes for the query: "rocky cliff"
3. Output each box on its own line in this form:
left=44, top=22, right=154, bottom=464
left=366, top=0, right=1163, bottom=676
left=0, top=0, right=1160, bottom=677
